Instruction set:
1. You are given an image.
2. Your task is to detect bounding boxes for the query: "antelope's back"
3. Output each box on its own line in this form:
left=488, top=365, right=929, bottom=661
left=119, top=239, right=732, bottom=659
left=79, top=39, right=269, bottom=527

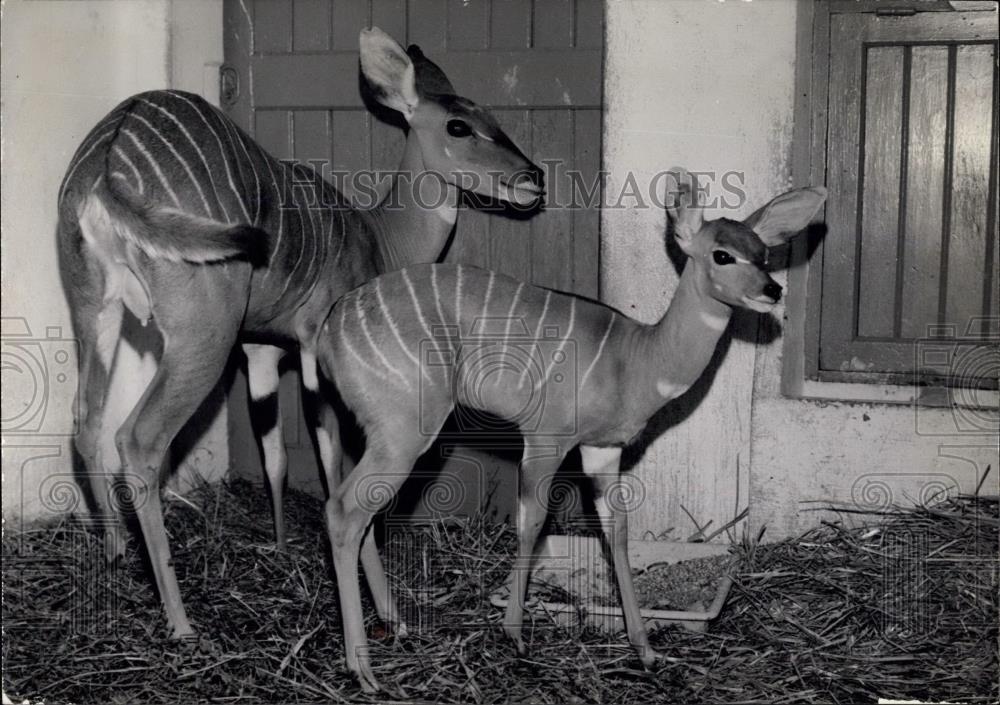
left=58, top=91, right=279, bottom=228
left=323, top=263, right=626, bottom=436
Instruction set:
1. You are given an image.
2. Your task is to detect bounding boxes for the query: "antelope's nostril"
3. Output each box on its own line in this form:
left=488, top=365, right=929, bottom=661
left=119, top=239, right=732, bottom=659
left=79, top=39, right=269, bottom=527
left=763, top=282, right=783, bottom=302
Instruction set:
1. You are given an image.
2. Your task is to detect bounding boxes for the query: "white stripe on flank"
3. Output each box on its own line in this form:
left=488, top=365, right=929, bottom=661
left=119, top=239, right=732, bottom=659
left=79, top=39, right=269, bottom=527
left=402, top=269, right=438, bottom=381
left=578, top=313, right=615, bottom=392
left=338, top=292, right=388, bottom=381
left=478, top=271, right=495, bottom=334
left=59, top=129, right=116, bottom=204
left=333, top=207, right=347, bottom=264
left=454, top=265, right=464, bottom=334
left=113, top=145, right=145, bottom=194
left=430, top=266, right=453, bottom=353
left=495, top=281, right=524, bottom=388
left=219, top=111, right=252, bottom=201
left=231, top=120, right=261, bottom=225
left=519, top=290, right=552, bottom=389
left=357, top=289, right=411, bottom=388
left=260, top=152, right=283, bottom=279
left=275, top=189, right=310, bottom=302
left=61, top=106, right=129, bottom=198
left=302, top=187, right=318, bottom=282
left=539, top=298, right=575, bottom=391
left=64, top=107, right=126, bottom=178
left=173, top=91, right=252, bottom=222
left=122, top=128, right=181, bottom=208
left=139, top=98, right=229, bottom=222
left=374, top=278, right=430, bottom=384
left=130, top=112, right=213, bottom=217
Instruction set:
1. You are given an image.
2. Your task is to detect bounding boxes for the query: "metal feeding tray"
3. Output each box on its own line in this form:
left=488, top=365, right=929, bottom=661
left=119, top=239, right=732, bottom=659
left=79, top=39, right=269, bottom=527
left=491, top=535, right=735, bottom=634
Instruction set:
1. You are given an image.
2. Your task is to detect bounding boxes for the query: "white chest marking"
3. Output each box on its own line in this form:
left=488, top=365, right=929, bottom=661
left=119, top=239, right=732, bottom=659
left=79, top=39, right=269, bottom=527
left=700, top=311, right=729, bottom=331
left=656, top=380, right=688, bottom=400
left=437, top=205, right=458, bottom=225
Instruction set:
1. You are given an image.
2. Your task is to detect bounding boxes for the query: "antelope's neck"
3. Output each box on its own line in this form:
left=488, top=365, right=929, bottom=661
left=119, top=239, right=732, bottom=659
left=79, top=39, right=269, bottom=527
left=370, top=135, right=459, bottom=271
left=633, top=264, right=732, bottom=403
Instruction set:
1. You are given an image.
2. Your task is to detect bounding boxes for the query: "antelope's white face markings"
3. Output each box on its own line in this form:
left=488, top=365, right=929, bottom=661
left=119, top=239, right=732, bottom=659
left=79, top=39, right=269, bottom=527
left=656, top=380, right=689, bottom=400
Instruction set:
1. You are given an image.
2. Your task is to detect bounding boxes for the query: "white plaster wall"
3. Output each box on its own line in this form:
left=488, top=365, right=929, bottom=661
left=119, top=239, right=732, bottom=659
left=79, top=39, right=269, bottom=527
left=1, top=0, right=225, bottom=523
left=603, top=0, right=800, bottom=539
left=602, top=0, right=998, bottom=540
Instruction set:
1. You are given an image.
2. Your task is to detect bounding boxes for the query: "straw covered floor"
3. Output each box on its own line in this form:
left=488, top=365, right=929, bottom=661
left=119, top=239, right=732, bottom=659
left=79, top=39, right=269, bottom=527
left=3, top=479, right=997, bottom=704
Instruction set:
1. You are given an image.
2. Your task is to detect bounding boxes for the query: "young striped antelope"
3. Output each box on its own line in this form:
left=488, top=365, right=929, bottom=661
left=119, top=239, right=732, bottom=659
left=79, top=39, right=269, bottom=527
left=317, top=170, right=826, bottom=691
left=59, top=27, right=542, bottom=641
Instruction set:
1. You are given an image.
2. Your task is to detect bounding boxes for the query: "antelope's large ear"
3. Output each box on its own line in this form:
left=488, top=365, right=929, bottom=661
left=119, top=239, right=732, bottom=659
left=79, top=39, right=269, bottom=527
left=407, top=44, right=455, bottom=96
left=744, top=186, right=827, bottom=247
left=360, top=27, right=420, bottom=119
left=665, top=168, right=705, bottom=255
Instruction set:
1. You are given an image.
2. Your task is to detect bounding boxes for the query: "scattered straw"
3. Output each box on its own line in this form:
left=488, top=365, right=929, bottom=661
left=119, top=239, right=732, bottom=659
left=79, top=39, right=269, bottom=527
left=3, top=480, right=996, bottom=703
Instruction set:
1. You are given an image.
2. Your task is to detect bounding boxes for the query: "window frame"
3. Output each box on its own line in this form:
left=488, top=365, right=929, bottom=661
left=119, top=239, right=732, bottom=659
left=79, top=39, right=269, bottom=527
left=783, top=0, right=999, bottom=408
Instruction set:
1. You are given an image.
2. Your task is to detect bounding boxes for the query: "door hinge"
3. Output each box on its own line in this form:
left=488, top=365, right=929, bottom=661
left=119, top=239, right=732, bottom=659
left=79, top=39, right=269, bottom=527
left=220, top=64, right=240, bottom=107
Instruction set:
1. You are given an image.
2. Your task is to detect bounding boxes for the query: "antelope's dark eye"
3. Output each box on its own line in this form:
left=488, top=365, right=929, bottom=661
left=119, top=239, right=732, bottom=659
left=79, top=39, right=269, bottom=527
left=713, top=250, right=736, bottom=265
left=447, top=119, right=473, bottom=138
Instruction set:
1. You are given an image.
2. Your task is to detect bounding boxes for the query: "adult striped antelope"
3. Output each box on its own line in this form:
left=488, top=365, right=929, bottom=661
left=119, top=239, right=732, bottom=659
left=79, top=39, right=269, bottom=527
left=58, top=27, right=542, bottom=641
left=316, top=170, right=826, bottom=691
left=245, top=32, right=543, bottom=551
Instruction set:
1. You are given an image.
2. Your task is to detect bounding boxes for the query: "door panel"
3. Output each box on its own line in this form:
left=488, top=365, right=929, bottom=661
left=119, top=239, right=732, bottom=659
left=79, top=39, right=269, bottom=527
left=818, top=11, right=997, bottom=383
left=223, top=0, right=604, bottom=518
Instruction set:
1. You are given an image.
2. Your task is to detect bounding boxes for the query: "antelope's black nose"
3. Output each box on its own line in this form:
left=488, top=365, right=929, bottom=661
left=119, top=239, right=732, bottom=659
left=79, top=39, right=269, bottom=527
left=763, top=282, right=783, bottom=302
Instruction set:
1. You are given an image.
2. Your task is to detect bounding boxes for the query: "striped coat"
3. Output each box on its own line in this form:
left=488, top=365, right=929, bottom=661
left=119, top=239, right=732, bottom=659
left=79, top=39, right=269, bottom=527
left=318, top=263, right=649, bottom=448
left=59, top=89, right=382, bottom=340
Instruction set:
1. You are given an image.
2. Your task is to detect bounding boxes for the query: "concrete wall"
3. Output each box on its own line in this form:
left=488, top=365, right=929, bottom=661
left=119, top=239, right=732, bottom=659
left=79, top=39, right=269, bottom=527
left=602, top=0, right=998, bottom=540
left=1, top=0, right=225, bottom=524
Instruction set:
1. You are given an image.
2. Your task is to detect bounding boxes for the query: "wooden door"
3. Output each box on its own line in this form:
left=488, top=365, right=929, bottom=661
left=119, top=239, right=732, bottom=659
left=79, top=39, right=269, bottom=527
left=223, top=0, right=604, bottom=519
left=817, top=10, right=997, bottom=387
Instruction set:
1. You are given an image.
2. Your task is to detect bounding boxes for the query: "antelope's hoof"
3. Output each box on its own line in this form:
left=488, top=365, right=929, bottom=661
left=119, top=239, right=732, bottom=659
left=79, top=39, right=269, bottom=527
left=638, top=646, right=662, bottom=669
left=171, top=628, right=211, bottom=652
left=352, top=662, right=381, bottom=694
left=504, top=628, right=527, bottom=657
left=169, top=620, right=196, bottom=642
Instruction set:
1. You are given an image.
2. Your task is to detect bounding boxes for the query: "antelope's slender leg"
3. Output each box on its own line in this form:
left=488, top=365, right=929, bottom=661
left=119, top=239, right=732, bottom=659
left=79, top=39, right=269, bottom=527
left=581, top=445, right=655, bottom=667
left=113, top=263, right=247, bottom=638
left=315, top=403, right=403, bottom=630
left=326, top=409, right=441, bottom=693
left=326, top=447, right=406, bottom=693
left=503, top=441, right=566, bottom=653
left=74, top=299, right=128, bottom=561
